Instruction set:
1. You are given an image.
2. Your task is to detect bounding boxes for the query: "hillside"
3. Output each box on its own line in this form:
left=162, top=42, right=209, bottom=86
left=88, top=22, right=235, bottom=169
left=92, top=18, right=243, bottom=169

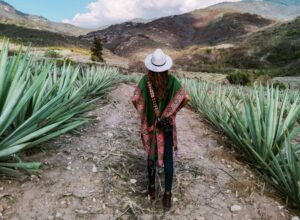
left=0, top=0, right=91, bottom=36
left=174, top=16, right=300, bottom=76
left=226, top=16, right=300, bottom=75
left=209, top=0, right=300, bottom=21
left=84, top=10, right=273, bottom=56
left=0, top=23, right=90, bottom=48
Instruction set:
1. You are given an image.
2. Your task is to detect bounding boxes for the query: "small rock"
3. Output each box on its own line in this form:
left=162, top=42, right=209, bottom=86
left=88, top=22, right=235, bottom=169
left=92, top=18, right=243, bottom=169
left=66, top=166, right=71, bottom=170
left=278, top=205, right=284, bottom=210
left=230, top=205, right=242, bottom=212
left=75, top=209, right=89, bottom=214
left=55, top=212, right=62, bottom=218
left=105, top=132, right=113, bottom=137
left=173, top=197, right=178, bottom=202
left=0, top=205, right=3, bottom=212
left=291, top=217, right=300, bottom=220
left=130, top=179, right=137, bottom=184
left=92, top=164, right=97, bottom=173
left=225, top=189, right=231, bottom=194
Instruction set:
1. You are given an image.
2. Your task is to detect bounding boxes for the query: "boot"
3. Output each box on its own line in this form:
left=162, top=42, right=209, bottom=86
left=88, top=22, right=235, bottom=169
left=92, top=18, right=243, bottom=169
left=162, top=192, right=172, bottom=209
left=148, top=185, right=156, bottom=200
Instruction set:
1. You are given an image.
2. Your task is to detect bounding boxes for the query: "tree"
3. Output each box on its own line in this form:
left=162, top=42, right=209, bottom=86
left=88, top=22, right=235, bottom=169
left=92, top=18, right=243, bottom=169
left=90, top=37, right=104, bottom=62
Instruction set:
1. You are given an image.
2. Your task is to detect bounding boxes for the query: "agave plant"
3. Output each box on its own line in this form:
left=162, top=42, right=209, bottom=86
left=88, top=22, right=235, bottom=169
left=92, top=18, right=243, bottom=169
left=184, top=78, right=300, bottom=206
left=267, top=140, right=300, bottom=207
left=78, top=65, right=121, bottom=97
left=0, top=40, right=120, bottom=175
left=222, top=86, right=300, bottom=163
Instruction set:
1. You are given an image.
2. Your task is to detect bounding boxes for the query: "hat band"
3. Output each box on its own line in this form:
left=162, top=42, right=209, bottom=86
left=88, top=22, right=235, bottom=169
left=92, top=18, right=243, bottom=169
left=151, top=58, right=166, bottom=67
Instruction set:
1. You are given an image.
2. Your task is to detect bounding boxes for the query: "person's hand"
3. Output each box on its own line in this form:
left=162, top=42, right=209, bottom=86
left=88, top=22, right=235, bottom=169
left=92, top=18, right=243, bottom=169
left=182, top=95, right=190, bottom=107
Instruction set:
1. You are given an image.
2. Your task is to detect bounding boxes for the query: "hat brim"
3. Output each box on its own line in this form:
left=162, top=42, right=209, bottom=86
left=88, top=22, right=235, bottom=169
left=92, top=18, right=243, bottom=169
left=144, top=54, right=173, bottom=72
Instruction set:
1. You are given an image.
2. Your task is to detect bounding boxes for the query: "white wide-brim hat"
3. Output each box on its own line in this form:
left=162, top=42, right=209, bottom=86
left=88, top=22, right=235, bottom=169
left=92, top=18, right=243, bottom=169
left=144, top=48, right=173, bottom=72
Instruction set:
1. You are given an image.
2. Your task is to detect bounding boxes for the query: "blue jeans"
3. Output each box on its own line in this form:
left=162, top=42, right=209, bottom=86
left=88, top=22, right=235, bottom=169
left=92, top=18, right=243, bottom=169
left=147, top=131, right=174, bottom=192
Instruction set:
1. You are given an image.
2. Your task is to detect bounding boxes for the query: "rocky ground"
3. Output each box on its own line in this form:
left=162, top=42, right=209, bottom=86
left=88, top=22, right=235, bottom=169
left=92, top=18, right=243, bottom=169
left=0, top=83, right=296, bottom=220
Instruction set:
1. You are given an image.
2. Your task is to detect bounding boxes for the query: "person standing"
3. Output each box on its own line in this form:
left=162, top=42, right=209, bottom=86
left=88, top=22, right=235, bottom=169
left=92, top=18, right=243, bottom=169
left=132, top=49, right=189, bottom=209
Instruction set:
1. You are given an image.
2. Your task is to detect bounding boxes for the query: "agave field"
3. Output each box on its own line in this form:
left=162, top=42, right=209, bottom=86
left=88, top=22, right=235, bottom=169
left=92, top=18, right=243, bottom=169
left=2, top=37, right=300, bottom=213
left=183, top=79, right=300, bottom=207
left=0, top=40, right=121, bottom=176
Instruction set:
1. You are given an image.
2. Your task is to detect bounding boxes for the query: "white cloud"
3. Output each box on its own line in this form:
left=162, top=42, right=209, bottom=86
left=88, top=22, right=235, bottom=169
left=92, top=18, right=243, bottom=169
left=63, top=0, right=241, bottom=28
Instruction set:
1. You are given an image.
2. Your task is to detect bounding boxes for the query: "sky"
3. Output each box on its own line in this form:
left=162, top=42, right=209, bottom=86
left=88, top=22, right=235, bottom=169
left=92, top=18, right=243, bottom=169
left=4, top=0, right=241, bottom=28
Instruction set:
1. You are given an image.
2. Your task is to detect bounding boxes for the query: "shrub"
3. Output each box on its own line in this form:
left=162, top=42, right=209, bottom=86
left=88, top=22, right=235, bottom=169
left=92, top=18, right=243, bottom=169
left=272, top=81, right=287, bottom=90
left=227, top=71, right=252, bottom=85
left=55, top=57, right=76, bottom=68
left=44, top=50, right=61, bottom=58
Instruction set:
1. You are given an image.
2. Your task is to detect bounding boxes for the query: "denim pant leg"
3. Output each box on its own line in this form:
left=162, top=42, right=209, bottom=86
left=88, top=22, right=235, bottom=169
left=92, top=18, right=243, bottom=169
left=164, top=131, right=173, bottom=192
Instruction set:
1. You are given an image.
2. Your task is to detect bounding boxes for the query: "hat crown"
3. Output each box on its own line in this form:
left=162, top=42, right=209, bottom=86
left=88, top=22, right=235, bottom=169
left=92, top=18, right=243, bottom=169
left=151, top=49, right=167, bottom=66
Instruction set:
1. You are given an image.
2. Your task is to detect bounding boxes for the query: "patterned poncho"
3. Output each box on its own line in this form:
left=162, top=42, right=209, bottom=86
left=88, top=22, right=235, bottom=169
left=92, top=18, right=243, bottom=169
left=132, top=74, right=189, bottom=166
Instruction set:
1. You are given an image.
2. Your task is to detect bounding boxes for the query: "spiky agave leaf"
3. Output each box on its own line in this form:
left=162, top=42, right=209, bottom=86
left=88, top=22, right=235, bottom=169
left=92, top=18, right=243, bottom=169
left=0, top=40, right=121, bottom=175
left=183, top=78, right=300, bottom=207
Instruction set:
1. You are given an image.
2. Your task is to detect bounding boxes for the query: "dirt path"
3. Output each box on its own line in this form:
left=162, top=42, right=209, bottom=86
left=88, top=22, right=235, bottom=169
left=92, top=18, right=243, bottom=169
left=0, top=83, right=292, bottom=220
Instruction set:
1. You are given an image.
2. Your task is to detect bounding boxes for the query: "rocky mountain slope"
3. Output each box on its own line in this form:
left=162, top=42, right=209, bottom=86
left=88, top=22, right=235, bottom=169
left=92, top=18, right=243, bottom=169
left=0, top=0, right=91, bottom=36
left=225, top=16, right=300, bottom=75
left=209, top=0, right=300, bottom=21
left=173, top=16, right=300, bottom=76
left=84, top=9, right=274, bottom=56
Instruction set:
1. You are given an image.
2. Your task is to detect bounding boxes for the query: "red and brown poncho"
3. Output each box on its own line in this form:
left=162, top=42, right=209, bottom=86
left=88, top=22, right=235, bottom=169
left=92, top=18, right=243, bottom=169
left=132, top=74, right=189, bottom=166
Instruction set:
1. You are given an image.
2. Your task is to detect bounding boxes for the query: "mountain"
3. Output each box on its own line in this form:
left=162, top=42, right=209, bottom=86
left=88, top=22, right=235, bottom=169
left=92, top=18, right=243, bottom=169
left=223, top=16, right=300, bottom=75
left=0, top=0, right=91, bottom=36
left=208, top=0, right=300, bottom=21
left=84, top=9, right=273, bottom=56
left=173, top=16, right=300, bottom=76
left=264, top=0, right=300, bottom=6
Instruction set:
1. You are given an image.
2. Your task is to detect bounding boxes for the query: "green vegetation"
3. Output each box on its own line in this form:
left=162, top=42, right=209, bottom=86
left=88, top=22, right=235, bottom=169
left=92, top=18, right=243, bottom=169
left=226, top=70, right=252, bottom=85
left=55, top=57, right=77, bottom=68
left=0, top=40, right=120, bottom=176
left=272, top=81, right=288, bottom=90
left=184, top=79, right=300, bottom=207
left=44, top=50, right=61, bottom=58
left=91, top=37, right=104, bottom=62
